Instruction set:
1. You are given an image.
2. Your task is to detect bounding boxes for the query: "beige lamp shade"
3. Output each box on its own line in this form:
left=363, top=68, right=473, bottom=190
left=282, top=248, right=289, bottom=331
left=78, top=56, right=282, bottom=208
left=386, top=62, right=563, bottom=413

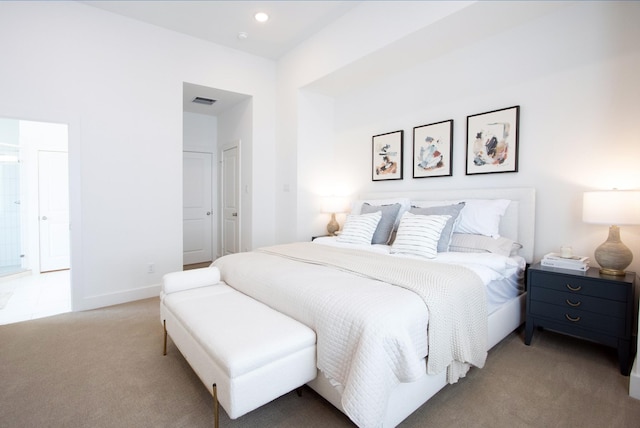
left=582, top=190, right=640, bottom=276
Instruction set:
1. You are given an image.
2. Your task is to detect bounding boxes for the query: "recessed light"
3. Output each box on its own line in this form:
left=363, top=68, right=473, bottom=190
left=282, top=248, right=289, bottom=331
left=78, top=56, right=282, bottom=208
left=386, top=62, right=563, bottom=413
left=254, top=12, right=269, bottom=23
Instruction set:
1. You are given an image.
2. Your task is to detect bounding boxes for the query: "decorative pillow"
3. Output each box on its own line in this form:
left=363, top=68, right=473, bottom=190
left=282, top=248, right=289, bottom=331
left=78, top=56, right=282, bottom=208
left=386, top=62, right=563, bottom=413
left=411, top=199, right=510, bottom=238
left=390, top=212, right=450, bottom=259
left=361, top=203, right=402, bottom=245
left=409, top=202, right=465, bottom=252
left=350, top=198, right=411, bottom=230
left=448, top=233, right=522, bottom=257
left=454, top=199, right=510, bottom=238
left=336, top=211, right=382, bottom=245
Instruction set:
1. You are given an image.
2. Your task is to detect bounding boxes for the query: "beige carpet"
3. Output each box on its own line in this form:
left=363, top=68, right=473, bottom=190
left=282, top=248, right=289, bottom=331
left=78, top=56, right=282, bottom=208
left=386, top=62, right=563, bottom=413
left=1, top=297, right=639, bottom=427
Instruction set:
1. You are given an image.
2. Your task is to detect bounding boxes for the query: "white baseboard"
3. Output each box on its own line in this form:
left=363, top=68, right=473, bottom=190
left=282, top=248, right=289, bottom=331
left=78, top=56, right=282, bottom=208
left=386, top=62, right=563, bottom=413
left=74, top=283, right=161, bottom=312
left=630, top=357, right=640, bottom=400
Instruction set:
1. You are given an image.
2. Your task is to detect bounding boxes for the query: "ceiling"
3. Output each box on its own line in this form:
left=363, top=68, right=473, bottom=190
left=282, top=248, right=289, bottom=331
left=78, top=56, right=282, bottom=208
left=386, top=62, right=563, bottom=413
left=82, top=1, right=358, bottom=116
left=82, top=1, right=358, bottom=60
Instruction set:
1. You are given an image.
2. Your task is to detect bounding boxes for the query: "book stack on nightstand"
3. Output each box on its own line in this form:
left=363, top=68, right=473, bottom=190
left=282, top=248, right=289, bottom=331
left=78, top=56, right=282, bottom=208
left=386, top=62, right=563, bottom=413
left=541, top=252, right=589, bottom=271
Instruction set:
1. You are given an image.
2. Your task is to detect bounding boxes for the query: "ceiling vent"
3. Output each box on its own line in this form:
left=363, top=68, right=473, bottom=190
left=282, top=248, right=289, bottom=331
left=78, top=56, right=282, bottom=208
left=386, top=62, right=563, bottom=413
left=192, top=96, right=217, bottom=105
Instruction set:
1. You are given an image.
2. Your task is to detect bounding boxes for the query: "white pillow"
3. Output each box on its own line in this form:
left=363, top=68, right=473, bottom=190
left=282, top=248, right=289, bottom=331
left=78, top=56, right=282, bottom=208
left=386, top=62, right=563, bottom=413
left=391, top=212, right=450, bottom=259
left=336, top=211, right=382, bottom=245
left=455, top=199, right=510, bottom=238
left=412, top=198, right=510, bottom=238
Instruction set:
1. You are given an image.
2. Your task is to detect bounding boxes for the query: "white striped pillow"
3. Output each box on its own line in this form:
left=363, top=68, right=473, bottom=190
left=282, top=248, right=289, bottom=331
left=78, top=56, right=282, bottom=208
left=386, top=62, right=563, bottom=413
left=336, top=211, right=382, bottom=245
left=391, top=212, right=451, bottom=259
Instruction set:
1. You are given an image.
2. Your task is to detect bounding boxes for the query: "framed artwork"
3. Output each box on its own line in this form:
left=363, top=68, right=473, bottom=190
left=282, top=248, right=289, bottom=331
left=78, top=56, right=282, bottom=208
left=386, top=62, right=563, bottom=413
left=372, top=130, right=403, bottom=181
left=466, top=105, right=520, bottom=175
left=412, top=119, right=453, bottom=178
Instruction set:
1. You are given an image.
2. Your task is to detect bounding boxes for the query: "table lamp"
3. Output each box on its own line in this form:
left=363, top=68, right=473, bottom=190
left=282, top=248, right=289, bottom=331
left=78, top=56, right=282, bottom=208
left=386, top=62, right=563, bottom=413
left=582, top=190, right=640, bottom=276
left=321, top=196, right=348, bottom=236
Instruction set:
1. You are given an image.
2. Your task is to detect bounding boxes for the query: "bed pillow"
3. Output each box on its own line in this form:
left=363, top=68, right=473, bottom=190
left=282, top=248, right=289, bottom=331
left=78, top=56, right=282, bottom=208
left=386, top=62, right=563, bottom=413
left=350, top=198, right=411, bottom=230
left=360, top=202, right=402, bottom=244
left=448, top=233, right=522, bottom=257
left=336, top=211, right=382, bottom=245
left=409, top=202, right=465, bottom=252
left=454, top=199, right=510, bottom=238
left=390, top=212, right=450, bottom=259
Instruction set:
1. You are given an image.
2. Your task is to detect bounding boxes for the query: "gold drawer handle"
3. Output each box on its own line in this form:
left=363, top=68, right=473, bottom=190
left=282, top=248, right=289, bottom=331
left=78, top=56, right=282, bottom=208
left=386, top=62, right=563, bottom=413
left=566, top=284, right=582, bottom=292
left=565, top=314, right=581, bottom=322
left=566, top=299, right=581, bottom=307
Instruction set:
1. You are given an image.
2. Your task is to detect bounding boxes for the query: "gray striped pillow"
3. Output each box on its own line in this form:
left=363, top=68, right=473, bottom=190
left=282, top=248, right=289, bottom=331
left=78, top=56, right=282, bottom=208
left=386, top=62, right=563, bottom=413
left=391, top=212, right=450, bottom=258
left=336, top=211, right=382, bottom=245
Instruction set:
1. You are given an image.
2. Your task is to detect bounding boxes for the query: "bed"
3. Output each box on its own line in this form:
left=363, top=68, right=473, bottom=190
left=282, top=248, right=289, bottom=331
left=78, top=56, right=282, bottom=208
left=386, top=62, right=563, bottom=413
left=212, top=187, right=535, bottom=427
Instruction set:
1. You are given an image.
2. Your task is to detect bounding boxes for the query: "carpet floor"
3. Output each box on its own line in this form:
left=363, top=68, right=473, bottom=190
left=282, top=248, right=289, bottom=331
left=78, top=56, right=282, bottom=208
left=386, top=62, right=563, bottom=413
left=1, top=297, right=639, bottom=427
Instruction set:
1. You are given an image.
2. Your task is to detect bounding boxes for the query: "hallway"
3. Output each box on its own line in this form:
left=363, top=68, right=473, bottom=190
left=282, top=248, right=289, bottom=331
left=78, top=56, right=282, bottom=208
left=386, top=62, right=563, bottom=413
left=0, top=270, right=70, bottom=325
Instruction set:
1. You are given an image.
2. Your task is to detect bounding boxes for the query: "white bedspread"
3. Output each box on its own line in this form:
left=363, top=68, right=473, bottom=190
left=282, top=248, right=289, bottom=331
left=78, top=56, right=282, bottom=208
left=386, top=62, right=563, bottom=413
left=213, top=242, right=487, bottom=428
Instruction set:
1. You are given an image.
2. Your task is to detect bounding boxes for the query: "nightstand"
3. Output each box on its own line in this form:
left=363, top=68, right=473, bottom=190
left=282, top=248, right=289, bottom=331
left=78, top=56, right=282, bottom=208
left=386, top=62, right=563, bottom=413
left=525, top=263, right=636, bottom=375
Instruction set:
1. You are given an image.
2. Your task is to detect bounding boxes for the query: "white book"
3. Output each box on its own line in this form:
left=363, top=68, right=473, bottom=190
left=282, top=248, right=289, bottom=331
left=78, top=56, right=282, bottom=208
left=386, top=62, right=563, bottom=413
left=541, top=258, right=589, bottom=271
left=543, top=252, right=589, bottom=264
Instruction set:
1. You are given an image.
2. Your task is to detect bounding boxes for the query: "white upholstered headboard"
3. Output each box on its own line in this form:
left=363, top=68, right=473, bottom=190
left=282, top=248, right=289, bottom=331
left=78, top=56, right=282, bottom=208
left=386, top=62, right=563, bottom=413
left=358, top=187, right=536, bottom=264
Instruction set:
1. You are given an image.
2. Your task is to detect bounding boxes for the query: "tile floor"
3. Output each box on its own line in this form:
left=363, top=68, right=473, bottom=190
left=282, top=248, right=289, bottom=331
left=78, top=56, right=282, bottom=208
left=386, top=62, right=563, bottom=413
left=0, top=269, right=71, bottom=325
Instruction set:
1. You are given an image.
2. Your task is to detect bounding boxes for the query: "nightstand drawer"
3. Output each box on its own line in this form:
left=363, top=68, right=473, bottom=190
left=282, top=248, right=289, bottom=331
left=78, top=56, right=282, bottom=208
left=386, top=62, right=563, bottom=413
left=530, top=301, right=626, bottom=336
left=530, top=287, right=627, bottom=318
left=529, top=271, right=629, bottom=301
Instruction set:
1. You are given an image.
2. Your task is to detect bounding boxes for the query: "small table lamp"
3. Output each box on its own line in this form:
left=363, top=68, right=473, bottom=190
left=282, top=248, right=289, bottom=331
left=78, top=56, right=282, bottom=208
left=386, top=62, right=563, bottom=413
left=321, top=196, right=348, bottom=236
left=583, top=190, right=640, bottom=276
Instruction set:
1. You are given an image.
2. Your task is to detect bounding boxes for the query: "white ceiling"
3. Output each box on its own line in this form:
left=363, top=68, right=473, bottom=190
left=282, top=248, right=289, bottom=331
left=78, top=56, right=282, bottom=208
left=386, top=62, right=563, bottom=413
left=82, top=1, right=359, bottom=116
left=82, top=1, right=358, bottom=60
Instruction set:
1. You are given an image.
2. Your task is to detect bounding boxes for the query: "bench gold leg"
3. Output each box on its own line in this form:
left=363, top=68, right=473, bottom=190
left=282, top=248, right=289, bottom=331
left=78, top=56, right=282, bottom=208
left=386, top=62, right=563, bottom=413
left=213, top=383, right=219, bottom=428
left=163, top=320, right=167, bottom=356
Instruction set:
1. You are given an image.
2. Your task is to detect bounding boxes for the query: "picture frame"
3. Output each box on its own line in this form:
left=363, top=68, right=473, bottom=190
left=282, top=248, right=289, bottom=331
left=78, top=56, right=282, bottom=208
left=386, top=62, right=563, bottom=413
left=466, top=105, right=520, bottom=175
left=372, top=130, right=403, bottom=181
left=412, top=119, right=453, bottom=178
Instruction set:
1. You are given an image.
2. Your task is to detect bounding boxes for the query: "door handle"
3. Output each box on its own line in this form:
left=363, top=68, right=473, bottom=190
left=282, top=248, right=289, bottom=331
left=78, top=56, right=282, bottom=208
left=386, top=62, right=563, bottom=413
left=206, top=212, right=211, bottom=216
left=41, top=216, right=48, bottom=220
left=232, top=213, right=238, bottom=217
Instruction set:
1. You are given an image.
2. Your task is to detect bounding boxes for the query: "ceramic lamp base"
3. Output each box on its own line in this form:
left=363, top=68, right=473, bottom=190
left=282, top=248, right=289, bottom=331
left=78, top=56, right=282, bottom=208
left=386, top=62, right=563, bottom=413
left=326, top=213, right=339, bottom=236
left=594, top=225, right=632, bottom=276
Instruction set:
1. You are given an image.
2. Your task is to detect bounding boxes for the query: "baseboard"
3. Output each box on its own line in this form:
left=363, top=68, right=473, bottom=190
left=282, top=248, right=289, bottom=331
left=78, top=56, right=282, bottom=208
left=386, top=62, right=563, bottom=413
left=630, top=357, right=640, bottom=400
left=74, top=283, right=161, bottom=312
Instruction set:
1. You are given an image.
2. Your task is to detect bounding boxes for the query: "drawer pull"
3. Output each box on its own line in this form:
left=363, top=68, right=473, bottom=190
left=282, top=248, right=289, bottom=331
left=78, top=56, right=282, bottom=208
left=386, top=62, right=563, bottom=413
left=565, top=299, right=581, bottom=307
left=566, top=283, right=582, bottom=292
left=565, top=314, right=581, bottom=322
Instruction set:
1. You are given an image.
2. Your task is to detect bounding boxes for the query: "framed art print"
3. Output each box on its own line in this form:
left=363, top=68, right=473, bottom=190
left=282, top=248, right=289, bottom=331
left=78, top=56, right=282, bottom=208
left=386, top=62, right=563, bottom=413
left=372, top=130, right=403, bottom=181
left=466, top=105, right=520, bottom=175
left=413, top=119, right=453, bottom=178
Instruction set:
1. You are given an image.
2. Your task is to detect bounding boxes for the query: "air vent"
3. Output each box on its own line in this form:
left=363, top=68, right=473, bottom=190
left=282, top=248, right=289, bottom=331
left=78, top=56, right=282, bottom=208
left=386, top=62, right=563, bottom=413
left=192, top=96, right=216, bottom=105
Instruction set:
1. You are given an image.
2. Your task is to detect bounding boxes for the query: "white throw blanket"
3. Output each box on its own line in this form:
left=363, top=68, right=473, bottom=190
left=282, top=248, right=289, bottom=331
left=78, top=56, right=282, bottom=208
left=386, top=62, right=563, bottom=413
left=213, top=242, right=487, bottom=428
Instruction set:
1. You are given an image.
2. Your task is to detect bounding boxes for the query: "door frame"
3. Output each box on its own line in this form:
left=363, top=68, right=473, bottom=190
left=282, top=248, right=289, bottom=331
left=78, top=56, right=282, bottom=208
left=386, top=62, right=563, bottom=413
left=219, top=140, right=241, bottom=256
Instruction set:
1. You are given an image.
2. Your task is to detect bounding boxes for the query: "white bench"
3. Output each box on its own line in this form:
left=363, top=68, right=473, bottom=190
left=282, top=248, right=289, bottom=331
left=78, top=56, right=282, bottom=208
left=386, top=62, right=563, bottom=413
left=160, top=267, right=317, bottom=426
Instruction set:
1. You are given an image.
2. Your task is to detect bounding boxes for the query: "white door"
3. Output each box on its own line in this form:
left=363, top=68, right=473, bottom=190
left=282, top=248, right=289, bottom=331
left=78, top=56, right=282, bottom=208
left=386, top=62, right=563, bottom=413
left=221, top=143, right=240, bottom=256
left=183, top=151, right=213, bottom=265
left=38, top=150, right=70, bottom=272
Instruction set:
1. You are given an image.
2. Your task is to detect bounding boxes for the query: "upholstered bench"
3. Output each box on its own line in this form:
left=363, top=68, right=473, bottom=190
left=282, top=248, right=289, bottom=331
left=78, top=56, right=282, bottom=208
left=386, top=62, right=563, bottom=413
left=160, top=267, right=317, bottom=426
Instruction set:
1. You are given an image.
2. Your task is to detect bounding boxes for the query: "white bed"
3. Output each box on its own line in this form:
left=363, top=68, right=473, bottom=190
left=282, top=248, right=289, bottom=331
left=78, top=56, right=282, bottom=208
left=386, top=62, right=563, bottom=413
left=213, top=187, right=536, bottom=427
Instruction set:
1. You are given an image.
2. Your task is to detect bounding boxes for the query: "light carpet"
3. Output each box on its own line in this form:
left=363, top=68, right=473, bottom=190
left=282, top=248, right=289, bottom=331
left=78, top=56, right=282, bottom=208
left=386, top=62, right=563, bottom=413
left=1, top=297, right=639, bottom=427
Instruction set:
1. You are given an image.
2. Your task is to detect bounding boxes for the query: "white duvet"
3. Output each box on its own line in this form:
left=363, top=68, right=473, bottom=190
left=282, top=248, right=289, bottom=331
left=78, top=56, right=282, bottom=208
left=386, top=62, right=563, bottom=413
left=213, top=242, right=492, bottom=428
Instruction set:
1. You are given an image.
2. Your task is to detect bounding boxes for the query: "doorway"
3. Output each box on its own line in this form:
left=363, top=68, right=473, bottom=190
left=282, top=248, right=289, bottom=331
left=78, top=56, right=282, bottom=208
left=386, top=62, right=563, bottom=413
left=0, top=118, right=71, bottom=325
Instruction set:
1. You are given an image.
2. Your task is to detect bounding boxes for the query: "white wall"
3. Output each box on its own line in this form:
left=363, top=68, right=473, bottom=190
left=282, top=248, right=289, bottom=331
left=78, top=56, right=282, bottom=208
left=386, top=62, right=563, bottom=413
left=281, top=2, right=640, bottom=276
left=0, top=2, right=276, bottom=311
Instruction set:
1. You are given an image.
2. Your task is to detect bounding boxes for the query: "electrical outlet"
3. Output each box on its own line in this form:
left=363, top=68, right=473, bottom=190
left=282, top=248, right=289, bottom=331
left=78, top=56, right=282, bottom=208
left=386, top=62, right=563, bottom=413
left=147, top=263, right=155, bottom=273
